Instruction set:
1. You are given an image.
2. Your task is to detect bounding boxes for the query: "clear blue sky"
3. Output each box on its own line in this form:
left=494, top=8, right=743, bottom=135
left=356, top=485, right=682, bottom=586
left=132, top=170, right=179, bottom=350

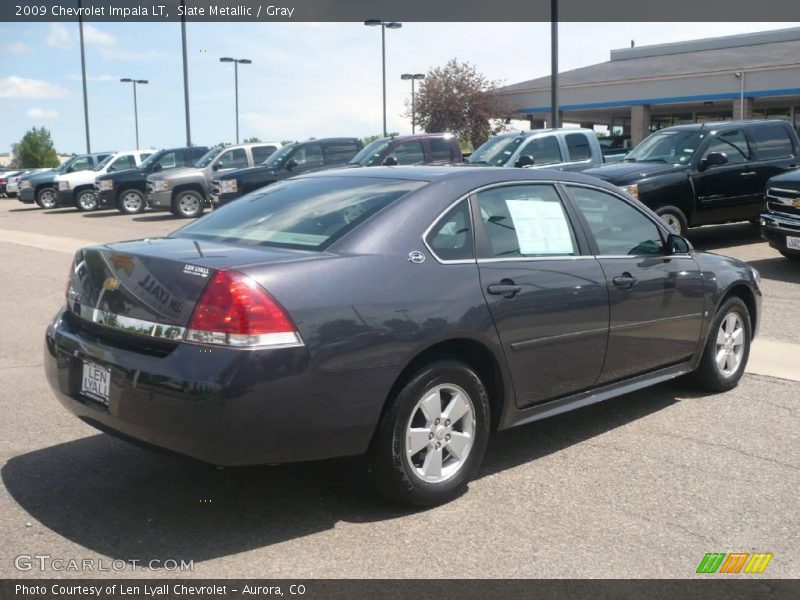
left=1, top=21, right=797, bottom=154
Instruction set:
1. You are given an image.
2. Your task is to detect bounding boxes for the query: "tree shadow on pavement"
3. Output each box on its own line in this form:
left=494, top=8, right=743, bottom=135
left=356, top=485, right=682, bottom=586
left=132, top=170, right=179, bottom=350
left=2, top=380, right=692, bottom=564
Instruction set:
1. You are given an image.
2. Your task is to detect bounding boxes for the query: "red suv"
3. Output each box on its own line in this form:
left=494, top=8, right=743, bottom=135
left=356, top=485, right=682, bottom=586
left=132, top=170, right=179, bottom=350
left=347, top=133, right=463, bottom=167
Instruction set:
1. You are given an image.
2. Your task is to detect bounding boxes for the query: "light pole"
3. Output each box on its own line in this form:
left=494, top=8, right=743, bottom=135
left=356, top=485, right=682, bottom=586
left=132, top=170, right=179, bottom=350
left=401, top=73, right=425, bottom=134
left=180, top=0, right=192, bottom=146
left=364, top=20, right=402, bottom=137
left=219, top=57, right=252, bottom=144
left=550, top=0, right=560, bottom=128
left=120, top=78, right=148, bottom=150
left=735, top=71, right=746, bottom=119
left=78, top=0, right=90, bottom=152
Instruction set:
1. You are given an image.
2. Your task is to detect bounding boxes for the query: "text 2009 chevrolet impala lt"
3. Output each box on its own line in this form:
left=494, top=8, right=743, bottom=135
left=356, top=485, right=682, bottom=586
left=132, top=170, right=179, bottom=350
left=45, top=167, right=761, bottom=506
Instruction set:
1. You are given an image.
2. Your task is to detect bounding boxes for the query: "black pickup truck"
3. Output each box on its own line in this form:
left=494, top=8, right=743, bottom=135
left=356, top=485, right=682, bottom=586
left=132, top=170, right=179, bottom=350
left=210, top=138, right=363, bottom=206
left=95, top=146, right=208, bottom=214
left=584, top=120, right=800, bottom=235
left=761, top=169, right=800, bottom=260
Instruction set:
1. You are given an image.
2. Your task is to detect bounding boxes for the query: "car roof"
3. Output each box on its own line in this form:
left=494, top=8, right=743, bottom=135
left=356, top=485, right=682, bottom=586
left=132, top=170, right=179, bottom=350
left=657, top=119, right=790, bottom=132
left=296, top=165, right=619, bottom=188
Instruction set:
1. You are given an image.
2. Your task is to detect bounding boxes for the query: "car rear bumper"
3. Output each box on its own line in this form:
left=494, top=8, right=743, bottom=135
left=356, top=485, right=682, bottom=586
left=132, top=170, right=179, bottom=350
left=761, top=212, right=800, bottom=253
left=44, top=309, right=379, bottom=465
left=146, top=189, right=172, bottom=211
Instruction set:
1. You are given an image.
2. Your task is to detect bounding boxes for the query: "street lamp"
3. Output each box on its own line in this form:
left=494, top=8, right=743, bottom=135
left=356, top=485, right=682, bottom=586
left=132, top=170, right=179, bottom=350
left=401, top=73, right=425, bottom=134
left=119, top=78, right=148, bottom=150
left=364, top=20, right=402, bottom=137
left=219, top=57, right=252, bottom=144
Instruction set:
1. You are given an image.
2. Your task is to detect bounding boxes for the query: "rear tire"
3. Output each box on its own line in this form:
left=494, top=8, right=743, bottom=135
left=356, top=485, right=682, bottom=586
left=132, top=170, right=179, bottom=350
left=367, top=359, right=490, bottom=507
left=118, top=188, right=146, bottom=214
left=172, top=190, right=205, bottom=219
left=691, top=297, right=751, bottom=392
left=655, top=206, right=688, bottom=236
left=37, top=187, right=57, bottom=209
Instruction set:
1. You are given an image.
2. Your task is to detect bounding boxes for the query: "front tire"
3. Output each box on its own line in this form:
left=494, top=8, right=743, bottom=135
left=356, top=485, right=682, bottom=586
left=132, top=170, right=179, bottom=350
left=37, top=187, right=57, bottom=209
left=692, top=297, right=751, bottom=392
left=367, top=359, right=490, bottom=507
left=656, top=206, right=688, bottom=236
left=75, top=189, right=97, bottom=211
left=118, top=188, right=146, bottom=214
left=172, top=190, right=205, bottom=219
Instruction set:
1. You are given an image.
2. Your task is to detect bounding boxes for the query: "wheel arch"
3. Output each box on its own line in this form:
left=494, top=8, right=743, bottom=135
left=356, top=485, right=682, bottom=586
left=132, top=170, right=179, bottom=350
left=378, top=337, right=511, bottom=435
left=170, top=182, right=206, bottom=202
left=717, top=283, right=758, bottom=337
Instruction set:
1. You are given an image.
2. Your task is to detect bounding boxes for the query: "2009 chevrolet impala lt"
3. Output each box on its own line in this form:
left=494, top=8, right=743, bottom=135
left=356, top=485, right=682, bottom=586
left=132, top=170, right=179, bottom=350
left=45, top=167, right=761, bottom=506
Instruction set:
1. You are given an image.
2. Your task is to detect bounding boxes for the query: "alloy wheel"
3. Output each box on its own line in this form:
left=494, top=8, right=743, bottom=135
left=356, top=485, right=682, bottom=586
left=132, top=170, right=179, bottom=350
left=404, top=384, right=475, bottom=483
left=715, top=311, right=745, bottom=377
left=178, top=193, right=201, bottom=217
left=121, top=191, right=144, bottom=213
left=39, top=189, right=57, bottom=208
left=78, top=191, right=97, bottom=211
left=661, top=212, right=682, bottom=234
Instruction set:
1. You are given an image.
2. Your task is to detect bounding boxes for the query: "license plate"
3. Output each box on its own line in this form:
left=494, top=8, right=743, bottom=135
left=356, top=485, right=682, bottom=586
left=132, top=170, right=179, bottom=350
left=81, top=361, right=111, bottom=405
left=787, top=236, right=800, bottom=251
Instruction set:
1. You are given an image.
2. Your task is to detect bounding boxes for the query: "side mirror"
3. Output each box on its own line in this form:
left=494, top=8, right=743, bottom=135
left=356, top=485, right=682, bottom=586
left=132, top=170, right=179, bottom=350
left=383, top=155, right=398, bottom=166
left=515, top=154, right=534, bottom=168
left=666, top=233, right=691, bottom=255
left=153, top=163, right=163, bottom=172
left=700, top=151, right=728, bottom=171
left=285, top=159, right=298, bottom=171
left=211, top=162, right=221, bottom=171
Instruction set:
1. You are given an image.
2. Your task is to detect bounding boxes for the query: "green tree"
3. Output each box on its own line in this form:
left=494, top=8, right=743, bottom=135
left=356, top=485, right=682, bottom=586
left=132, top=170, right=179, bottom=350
left=362, top=133, right=398, bottom=145
left=410, top=59, right=511, bottom=148
left=243, top=136, right=261, bottom=143
left=16, top=127, right=59, bottom=168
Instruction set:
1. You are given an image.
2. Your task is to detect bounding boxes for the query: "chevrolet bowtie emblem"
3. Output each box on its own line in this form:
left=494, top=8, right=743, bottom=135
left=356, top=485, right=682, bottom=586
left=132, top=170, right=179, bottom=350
left=793, top=199, right=800, bottom=209
left=103, top=277, right=121, bottom=292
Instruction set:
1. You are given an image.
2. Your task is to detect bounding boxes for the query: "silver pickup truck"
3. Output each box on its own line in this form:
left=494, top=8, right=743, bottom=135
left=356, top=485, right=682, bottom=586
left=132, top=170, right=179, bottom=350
left=146, top=142, right=282, bottom=218
left=467, top=128, right=623, bottom=171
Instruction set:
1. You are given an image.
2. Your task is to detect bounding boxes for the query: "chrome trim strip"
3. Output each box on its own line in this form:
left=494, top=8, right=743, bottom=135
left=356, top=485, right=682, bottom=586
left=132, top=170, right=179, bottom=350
left=762, top=214, right=800, bottom=231
left=81, top=308, right=186, bottom=340
left=511, top=326, right=608, bottom=350
left=477, top=255, right=592, bottom=263
left=767, top=187, right=800, bottom=196
left=609, top=313, right=703, bottom=332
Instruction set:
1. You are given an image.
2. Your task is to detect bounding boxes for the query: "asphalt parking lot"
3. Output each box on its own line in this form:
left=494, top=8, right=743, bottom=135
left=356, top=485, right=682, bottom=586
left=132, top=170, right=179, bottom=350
left=0, top=200, right=797, bottom=579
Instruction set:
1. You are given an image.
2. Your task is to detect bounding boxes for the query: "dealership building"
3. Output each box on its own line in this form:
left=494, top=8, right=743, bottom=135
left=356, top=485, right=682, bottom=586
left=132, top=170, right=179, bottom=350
left=501, top=27, right=800, bottom=145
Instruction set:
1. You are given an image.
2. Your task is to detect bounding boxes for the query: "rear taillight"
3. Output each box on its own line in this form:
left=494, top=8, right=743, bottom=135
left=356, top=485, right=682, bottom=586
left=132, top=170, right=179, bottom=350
left=65, top=261, right=74, bottom=301
left=185, top=270, right=302, bottom=348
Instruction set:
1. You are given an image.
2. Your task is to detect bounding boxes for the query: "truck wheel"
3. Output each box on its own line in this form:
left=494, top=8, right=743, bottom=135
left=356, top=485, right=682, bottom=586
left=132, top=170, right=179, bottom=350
left=366, top=359, right=490, bottom=507
left=36, top=187, right=57, bottom=209
left=118, top=189, right=146, bottom=214
left=75, top=189, right=98, bottom=211
left=172, top=190, right=205, bottom=219
left=656, top=206, right=688, bottom=236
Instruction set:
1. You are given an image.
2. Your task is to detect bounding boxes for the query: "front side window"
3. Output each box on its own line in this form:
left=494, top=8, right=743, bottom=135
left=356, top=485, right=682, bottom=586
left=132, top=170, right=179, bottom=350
left=569, top=186, right=664, bottom=256
left=703, top=129, right=750, bottom=165
left=476, top=185, right=578, bottom=258
left=750, top=125, right=794, bottom=161
left=107, top=155, right=135, bottom=172
left=173, top=177, right=424, bottom=250
left=291, top=144, right=324, bottom=168
left=194, top=146, right=223, bottom=168
left=625, top=130, right=706, bottom=165
left=519, top=136, right=563, bottom=165
left=215, top=148, right=248, bottom=169
left=348, top=138, right=391, bottom=166
left=388, top=141, right=425, bottom=165
left=157, top=151, right=177, bottom=169
left=68, top=157, right=91, bottom=172
left=565, top=133, right=592, bottom=161
left=425, top=200, right=473, bottom=261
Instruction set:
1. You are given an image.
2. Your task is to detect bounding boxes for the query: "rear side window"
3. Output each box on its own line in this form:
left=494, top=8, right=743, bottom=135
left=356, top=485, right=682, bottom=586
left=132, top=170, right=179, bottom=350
left=565, top=133, right=592, bottom=161
left=322, top=142, right=360, bottom=165
left=429, top=138, right=454, bottom=162
left=175, top=177, right=424, bottom=250
left=252, top=145, right=278, bottom=163
left=388, top=141, right=425, bottom=165
left=750, top=125, right=795, bottom=160
left=476, top=184, right=578, bottom=258
left=520, top=136, right=563, bottom=165
left=426, top=200, right=473, bottom=261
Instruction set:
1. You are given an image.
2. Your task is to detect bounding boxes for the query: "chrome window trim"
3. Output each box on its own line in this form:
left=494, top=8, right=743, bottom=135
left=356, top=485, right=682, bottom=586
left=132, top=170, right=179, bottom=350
left=767, top=187, right=800, bottom=197
left=421, top=194, right=478, bottom=265
left=477, top=256, right=592, bottom=263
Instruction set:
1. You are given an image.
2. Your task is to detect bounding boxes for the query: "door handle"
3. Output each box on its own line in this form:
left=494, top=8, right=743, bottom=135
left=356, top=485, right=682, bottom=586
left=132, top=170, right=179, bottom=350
left=740, top=171, right=757, bottom=176
left=612, top=272, right=638, bottom=289
left=487, top=283, right=522, bottom=298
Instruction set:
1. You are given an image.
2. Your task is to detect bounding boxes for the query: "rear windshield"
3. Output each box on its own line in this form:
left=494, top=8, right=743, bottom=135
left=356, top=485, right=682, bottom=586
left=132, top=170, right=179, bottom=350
left=173, top=177, right=425, bottom=250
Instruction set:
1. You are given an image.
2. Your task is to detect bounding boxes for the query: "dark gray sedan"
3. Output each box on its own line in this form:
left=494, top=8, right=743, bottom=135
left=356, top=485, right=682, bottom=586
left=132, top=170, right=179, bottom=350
left=44, top=167, right=761, bottom=506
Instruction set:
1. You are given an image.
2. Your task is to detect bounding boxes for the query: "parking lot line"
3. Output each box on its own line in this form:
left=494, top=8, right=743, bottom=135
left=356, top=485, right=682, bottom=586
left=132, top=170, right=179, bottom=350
left=747, top=338, right=800, bottom=382
left=0, top=228, right=98, bottom=254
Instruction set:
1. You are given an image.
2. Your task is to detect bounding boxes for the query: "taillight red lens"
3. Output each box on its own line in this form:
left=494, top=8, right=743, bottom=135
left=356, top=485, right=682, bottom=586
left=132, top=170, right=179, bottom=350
left=186, top=270, right=300, bottom=347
